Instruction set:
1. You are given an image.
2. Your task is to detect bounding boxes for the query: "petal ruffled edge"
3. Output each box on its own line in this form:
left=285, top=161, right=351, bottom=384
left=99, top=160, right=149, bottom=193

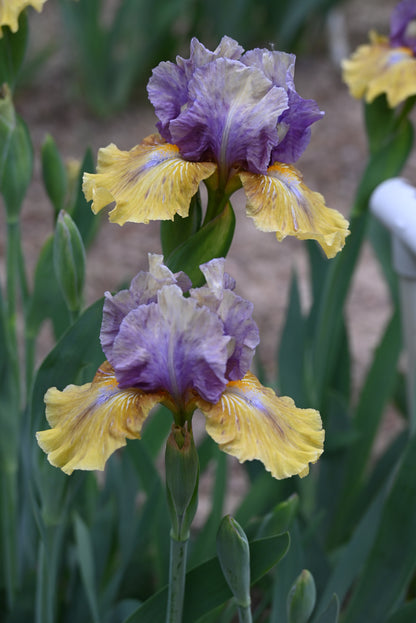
left=82, top=135, right=216, bottom=225
left=0, top=0, right=47, bottom=34
left=36, top=361, right=165, bottom=474
left=342, top=33, right=416, bottom=107
left=240, top=163, right=349, bottom=259
left=197, top=372, right=324, bottom=480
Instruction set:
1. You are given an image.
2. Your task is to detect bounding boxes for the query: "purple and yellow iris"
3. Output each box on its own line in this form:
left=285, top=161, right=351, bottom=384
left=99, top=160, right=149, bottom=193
left=36, top=255, right=324, bottom=480
left=343, top=0, right=416, bottom=107
left=83, top=37, right=349, bottom=259
left=0, top=0, right=47, bottom=34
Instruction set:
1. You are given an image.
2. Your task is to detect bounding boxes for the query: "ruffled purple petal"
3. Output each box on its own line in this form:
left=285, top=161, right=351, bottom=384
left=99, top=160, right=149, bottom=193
left=101, top=254, right=191, bottom=359
left=176, top=36, right=244, bottom=79
left=191, top=259, right=260, bottom=381
left=111, top=285, right=231, bottom=404
left=242, top=48, right=323, bottom=163
left=272, top=90, right=324, bottom=164
left=242, top=48, right=296, bottom=89
left=169, top=58, right=288, bottom=175
left=147, top=61, right=188, bottom=142
left=390, top=0, right=416, bottom=53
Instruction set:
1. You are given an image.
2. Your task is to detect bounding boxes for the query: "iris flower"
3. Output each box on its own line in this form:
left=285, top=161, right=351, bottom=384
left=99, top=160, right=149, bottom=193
left=36, top=255, right=324, bottom=480
left=343, top=0, right=416, bottom=107
left=0, top=0, right=47, bottom=34
left=83, top=37, right=349, bottom=259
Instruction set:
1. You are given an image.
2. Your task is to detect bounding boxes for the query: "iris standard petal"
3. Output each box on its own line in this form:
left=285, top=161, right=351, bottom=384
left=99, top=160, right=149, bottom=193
left=110, top=285, right=231, bottom=404
left=36, top=362, right=164, bottom=475
left=240, top=163, right=349, bottom=258
left=342, top=33, right=416, bottom=107
left=101, top=254, right=191, bottom=358
left=197, top=372, right=324, bottom=479
left=190, top=259, right=259, bottom=381
left=0, top=0, right=47, bottom=33
left=390, top=0, right=416, bottom=53
left=82, top=135, right=216, bottom=225
left=169, top=58, right=288, bottom=175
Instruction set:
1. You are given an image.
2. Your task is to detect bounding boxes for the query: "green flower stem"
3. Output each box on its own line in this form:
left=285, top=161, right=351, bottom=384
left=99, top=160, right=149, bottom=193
left=237, top=604, right=253, bottom=623
left=204, top=186, right=230, bottom=225
left=166, top=535, right=188, bottom=623
left=6, top=219, right=21, bottom=397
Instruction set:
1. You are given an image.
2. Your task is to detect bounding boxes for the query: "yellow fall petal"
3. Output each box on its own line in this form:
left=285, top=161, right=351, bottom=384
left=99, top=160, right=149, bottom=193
left=197, top=372, right=324, bottom=480
left=36, top=361, right=164, bottom=475
left=240, top=163, right=349, bottom=259
left=82, top=134, right=217, bottom=225
left=342, top=32, right=416, bottom=108
left=0, top=0, right=47, bottom=34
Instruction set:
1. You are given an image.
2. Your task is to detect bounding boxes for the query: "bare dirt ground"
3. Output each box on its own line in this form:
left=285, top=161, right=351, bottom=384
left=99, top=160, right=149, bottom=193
left=1, top=0, right=411, bottom=457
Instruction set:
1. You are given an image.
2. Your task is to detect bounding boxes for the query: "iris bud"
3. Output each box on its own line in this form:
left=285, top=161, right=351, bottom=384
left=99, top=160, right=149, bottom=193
left=53, top=210, right=86, bottom=315
left=287, top=569, right=316, bottom=623
left=216, top=515, right=251, bottom=609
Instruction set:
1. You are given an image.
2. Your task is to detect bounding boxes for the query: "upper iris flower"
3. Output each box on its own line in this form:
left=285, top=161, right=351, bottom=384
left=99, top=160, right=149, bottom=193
left=0, top=0, right=47, bottom=34
left=343, top=0, right=416, bottom=107
left=36, top=255, right=324, bottom=480
left=83, top=37, right=349, bottom=259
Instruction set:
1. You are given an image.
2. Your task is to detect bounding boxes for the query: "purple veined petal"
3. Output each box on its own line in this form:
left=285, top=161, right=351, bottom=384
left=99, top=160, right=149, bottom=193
left=199, top=257, right=235, bottom=292
left=100, top=254, right=191, bottom=359
left=390, top=0, right=416, bottom=53
left=169, top=57, right=288, bottom=176
left=272, top=90, right=324, bottom=164
left=242, top=48, right=296, bottom=89
left=176, top=36, right=245, bottom=79
left=191, top=259, right=260, bottom=381
left=110, top=285, right=231, bottom=405
left=147, top=60, right=188, bottom=142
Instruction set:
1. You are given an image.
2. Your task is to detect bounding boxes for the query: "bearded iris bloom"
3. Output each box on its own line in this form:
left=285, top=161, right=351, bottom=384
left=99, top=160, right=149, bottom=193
left=0, top=0, right=47, bottom=34
left=83, top=37, right=349, bottom=259
left=36, top=255, right=324, bottom=480
left=343, top=0, right=416, bottom=107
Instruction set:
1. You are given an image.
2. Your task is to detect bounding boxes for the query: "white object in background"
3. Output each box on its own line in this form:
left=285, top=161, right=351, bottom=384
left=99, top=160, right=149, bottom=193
left=370, top=177, right=416, bottom=431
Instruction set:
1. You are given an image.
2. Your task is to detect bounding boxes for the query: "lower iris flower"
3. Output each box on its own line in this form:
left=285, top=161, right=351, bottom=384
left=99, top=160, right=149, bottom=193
left=36, top=255, right=324, bottom=480
left=83, top=37, right=349, bottom=259
left=343, top=0, right=416, bottom=107
left=0, top=0, right=47, bottom=34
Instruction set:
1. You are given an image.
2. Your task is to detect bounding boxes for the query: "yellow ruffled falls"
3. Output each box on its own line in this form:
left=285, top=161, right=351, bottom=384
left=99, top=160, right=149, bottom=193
left=83, top=135, right=349, bottom=258
left=342, top=32, right=416, bottom=108
left=0, top=0, right=47, bottom=34
left=37, top=364, right=324, bottom=480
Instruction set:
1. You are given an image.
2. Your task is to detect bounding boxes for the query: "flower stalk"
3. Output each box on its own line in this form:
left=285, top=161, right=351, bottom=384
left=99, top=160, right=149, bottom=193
left=165, top=424, right=199, bottom=623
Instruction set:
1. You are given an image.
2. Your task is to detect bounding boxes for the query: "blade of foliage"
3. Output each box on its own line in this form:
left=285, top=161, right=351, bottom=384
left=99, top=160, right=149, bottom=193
left=386, top=600, right=416, bottom=623
left=314, top=595, right=339, bottom=623
left=278, top=271, right=307, bottom=405
left=312, top=116, right=413, bottom=405
left=332, top=311, right=401, bottom=542
left=26, top=236, right=70, bottom=340
left=70, top=147, right=101, bottom=247
left=0, top=13, right=28, bottom=89
left=30, top=298, right=104, bottom=433
left=160, top=191, right=202, bottom=259
left=311, top=484, right=387, bottom=622
left=256, top=493, right=299, bottom=540
left=270, top=522, right=303, bottom=623
left=235, top=470, right=288, bottom=527
left=166, top=202, right=235, bottom=286
left=124, top=533, right=290, bottom=622
left=74, top=513, right=100, bottom=623
left=368, top=214, right=398, bottom=304
left=342, top=433, right=416, bottom=623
